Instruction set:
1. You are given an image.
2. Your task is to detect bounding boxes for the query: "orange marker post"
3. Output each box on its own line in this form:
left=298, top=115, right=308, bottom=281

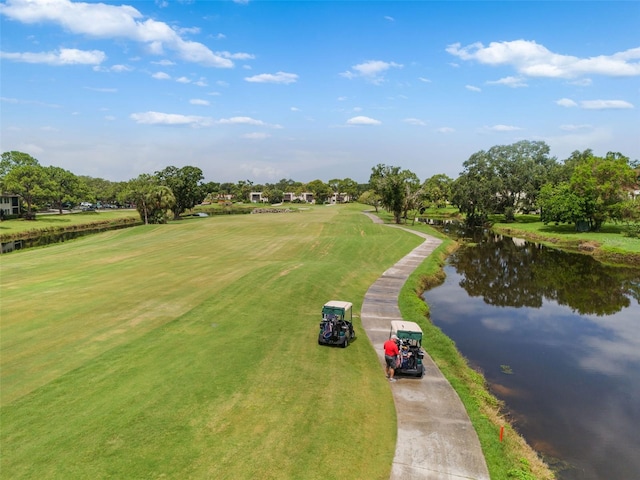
left=500, top=426, right=504, bottom=442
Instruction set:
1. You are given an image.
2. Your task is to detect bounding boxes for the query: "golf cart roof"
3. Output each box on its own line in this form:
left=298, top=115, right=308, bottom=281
left=391, top=320, right=423, bottom=335
left=323, top=300, right=352, bottom=310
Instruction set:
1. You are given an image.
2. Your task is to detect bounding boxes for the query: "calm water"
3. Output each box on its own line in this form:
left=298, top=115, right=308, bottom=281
left=422, top=234, right=640, bottom=480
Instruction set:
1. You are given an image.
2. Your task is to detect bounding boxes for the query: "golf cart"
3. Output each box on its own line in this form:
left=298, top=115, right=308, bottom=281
left=318, top=300, right=355, bottom=348
left=390, top=320, right=425, bottom=377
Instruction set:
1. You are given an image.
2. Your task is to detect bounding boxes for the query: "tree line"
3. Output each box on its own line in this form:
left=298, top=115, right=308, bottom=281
left=365, top=140, right=639, bottom=233
left=2, top=139, right=639, bottom=231
left=0, top=151, right=366, bottom=224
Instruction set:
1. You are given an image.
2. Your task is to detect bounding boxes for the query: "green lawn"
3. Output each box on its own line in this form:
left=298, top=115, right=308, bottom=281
left=1, top=204, right=422, bottom=479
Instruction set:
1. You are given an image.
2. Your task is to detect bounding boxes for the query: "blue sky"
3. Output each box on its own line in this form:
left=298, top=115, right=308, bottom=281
left=1, top=0, right=639, bottom=184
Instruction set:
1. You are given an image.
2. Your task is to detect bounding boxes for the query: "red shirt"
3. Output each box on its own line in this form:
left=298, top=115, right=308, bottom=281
left=383, top=339, right=399, bottom=356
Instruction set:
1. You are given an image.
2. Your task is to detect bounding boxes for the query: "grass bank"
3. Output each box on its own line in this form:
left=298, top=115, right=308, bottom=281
left=1, top=204, right=423, bottom=479
left=0, top=209, right=139, bottom=235
left=491, top=216, right=640, bottom=267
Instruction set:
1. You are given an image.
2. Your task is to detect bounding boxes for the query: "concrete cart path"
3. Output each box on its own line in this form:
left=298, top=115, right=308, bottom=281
left=361, top=212, right=490, bottom=480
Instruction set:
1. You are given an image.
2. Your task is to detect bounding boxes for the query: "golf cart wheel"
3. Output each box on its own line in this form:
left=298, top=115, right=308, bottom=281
left=417, top=364, right=424, bottom=378
left=342, top=337, right=349, bottom=348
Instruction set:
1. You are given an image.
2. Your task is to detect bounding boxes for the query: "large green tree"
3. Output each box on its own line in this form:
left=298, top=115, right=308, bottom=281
left=3, top=164, right=53, bottom=219
left=538, top=151, right=637, bottom=231
left=452, top=140, right=558, bottom=225
left=1, top=151, right=40, bottom=188
left=369, top=164, right=419, bottom=224
left=155, top=166, right=205, bottom=218
left=122, top=174, right=176, bottom=224
left=358, top=190, right=381, bottom=212
left=421, top=174, right=453, bottom=209
left=79, top=176, right=127, bottom=206
left=47, top=166, right=87, bottom=213
left=234, top=180, right=253, bottom=203
left=338, top=177, right=359, bottom=202
left=305, top=179, right=333, bottom=204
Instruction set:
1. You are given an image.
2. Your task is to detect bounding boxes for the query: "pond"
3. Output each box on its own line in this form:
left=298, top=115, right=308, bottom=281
left=422, top=233, right=640, bottom=480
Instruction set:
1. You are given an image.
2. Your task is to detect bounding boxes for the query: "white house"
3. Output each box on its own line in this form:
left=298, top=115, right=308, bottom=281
left=283, top=192, right=314, bottom=203
left=1, top=194, right=20, bottom=218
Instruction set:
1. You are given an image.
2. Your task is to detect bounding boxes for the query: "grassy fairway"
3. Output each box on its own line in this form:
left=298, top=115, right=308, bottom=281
left=0, top=204, right=422, bottom=479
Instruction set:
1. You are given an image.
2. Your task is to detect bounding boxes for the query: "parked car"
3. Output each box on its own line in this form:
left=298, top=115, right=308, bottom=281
left=318, top=300, right=355, bottom=348
left=389, top=320, right=425, bottom=377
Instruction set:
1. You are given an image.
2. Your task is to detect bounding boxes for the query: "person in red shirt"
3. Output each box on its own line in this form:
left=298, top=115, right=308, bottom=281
left=383, top=335, right=400, bottom=382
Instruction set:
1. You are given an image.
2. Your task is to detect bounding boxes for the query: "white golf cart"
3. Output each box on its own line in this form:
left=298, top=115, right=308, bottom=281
left=318, top=300, right=355, bottom=348
left=390, top=320, right=425, bottom=377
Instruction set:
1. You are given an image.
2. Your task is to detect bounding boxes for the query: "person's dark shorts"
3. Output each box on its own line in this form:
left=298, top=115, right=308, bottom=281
left=385, top=355, right=396, bottom=368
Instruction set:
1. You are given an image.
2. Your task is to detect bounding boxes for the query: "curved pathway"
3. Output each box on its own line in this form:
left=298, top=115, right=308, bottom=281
left=361, top=212, right=490, bottom=480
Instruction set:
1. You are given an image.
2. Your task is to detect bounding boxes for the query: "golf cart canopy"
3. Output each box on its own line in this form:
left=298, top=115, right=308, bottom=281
left=390, top=320, right=423, bottom=341
left=322, top=301, right=353, bottom=320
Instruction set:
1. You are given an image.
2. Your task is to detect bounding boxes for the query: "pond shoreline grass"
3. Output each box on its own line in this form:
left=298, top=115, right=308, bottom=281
left=491, top=218, right=640, bottom=267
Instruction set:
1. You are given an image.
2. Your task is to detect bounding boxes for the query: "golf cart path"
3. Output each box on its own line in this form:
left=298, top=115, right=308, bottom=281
left=361, top=212, right=490, bottom=480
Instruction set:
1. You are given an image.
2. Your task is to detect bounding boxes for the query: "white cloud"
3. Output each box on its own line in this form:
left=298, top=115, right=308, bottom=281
left=581, top=100, right=634, bottom=110
left=190, top=99, right=210, bottom=106
left=447, top=40, right=640, bottom=78
left=556, top=98, right=578, bottom=107
left=436, top=127, right=455, bottom=133
left=130, top=111, right=213, bottom=126
left=0, top=0, right=234, bottom=67
left=244, top=71, right=298, bottom=84
left=176, top=26, right=200, bottom=35
left=560, top=124, right=593, bottom=131
left=486, top=124, right=522, bottom=132
left=0, top=48, right=105, bottom=65
left=465, top=85, right=481, bottom=92
left=404, top=118, right=427, bottom=126
left=217, top=51, right=255, bottom=60
left=110, top=64, right=132, bottom=72
left=487, top=76, right=528, bottom=88
left=340, top=60, right=403, bottom=85
left=556, top=98, right=634, bottom=109
left=94, top=64, right=133, bottom=73
left=384, top=16, right=395, bottom=22
left=569, top=78, right=592, bottom=87
left=84, top=86, right=117, bottom=93
left=217, top=116, right=282, bottom=128
left=290, top=107, right=300, bottom=112
left=152, top=71, right=171, bottom=80
left=346, top=116, right=381, bottom=126
left=218, top=116, right=264, bottom=126
left=152, top=59, right=175, bottom=66
left=176, top=76, right=191, bottom=83
left=418, top=77, right=432, bottom=83
left=242, top=132, right=271, bottom=140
